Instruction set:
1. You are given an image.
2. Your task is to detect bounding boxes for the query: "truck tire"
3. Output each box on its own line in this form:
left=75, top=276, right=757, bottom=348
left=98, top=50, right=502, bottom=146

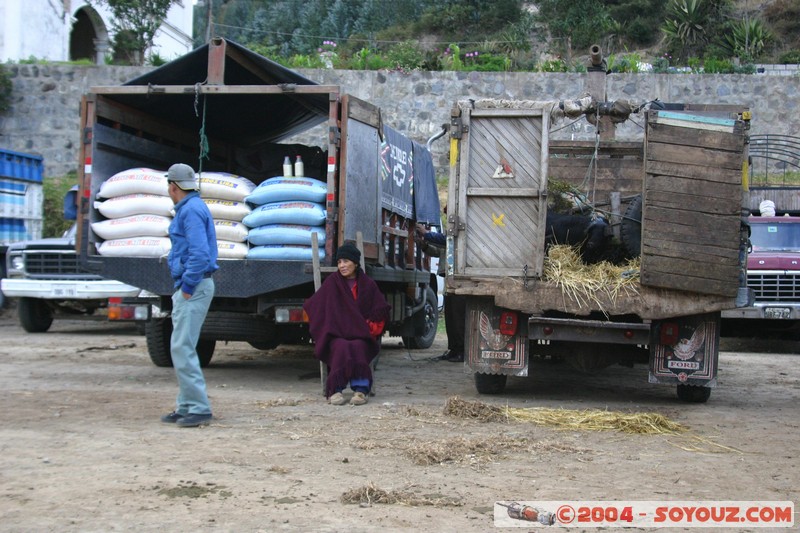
left=402, top=286, right=438, bottom=349
left=676, top=384, right=711, bottom=403
left=196, top=339, right=216, bottom=367
left=145, top=318, right=173, bottom=367
left=474, top=372, right=507, bottom=394
left=145, top=317, right=216, bottom=368
left=18, top=298, right=54, bottom=333
left=621, top=193, right=643, bottom=258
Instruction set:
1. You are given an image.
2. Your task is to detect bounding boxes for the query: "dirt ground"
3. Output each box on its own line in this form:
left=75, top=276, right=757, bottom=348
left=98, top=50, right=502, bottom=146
left=0, top=309, right=797, bottom=532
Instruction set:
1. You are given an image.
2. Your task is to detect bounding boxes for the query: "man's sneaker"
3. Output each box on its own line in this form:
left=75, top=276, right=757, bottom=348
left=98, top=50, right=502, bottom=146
left=446, top=352, right=465, bottom=363
left=176, top=413, right=213, bottom=427
left=350, top=391, right=368, bottom=406
left=329, top=392, right=347, bottom=405
left=160, top=411, right=185, bottom=424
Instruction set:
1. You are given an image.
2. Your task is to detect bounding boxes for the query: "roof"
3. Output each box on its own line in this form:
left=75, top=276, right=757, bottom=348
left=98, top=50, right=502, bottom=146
left=111, top=39, right=330, bottom=145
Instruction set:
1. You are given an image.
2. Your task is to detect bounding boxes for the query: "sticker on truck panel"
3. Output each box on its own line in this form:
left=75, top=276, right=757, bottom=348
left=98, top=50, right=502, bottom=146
left=649, top=314, right=719, bottom=385
left=466, top=308, right=528, bottom=377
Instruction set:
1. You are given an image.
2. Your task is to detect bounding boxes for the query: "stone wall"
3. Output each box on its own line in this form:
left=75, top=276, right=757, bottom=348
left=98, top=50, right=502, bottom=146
left=1, top=63, right=799, bottom=179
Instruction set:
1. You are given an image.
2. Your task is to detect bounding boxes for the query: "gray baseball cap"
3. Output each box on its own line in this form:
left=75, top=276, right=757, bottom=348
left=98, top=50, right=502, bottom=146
left=166, top=163, right=199, bottom=191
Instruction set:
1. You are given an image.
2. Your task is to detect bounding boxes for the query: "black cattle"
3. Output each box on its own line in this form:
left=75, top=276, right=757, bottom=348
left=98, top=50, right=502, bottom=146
left=544, top=211, right=610, bottom=264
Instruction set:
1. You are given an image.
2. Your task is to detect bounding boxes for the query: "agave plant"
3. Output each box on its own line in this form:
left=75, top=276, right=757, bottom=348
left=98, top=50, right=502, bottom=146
left=662, top=0, right=710, bottom=57
left=718, top=19, right=774, bottom=61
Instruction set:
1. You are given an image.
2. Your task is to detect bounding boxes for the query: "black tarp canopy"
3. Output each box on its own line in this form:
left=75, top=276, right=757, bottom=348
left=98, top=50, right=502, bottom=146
left=112, top=39, right=330, bottom=146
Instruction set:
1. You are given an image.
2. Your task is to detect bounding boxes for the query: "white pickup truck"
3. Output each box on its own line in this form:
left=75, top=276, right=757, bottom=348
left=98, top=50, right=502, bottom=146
left=1, top=217, right=145, bottom=333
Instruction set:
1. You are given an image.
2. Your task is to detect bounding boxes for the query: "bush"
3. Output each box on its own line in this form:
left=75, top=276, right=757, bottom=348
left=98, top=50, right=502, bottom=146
left=779, top=50, right=800, bottom=63
left=386, top=41, right=425, bottom=70
left=43, top=174, right=78, bottom=238
left=0, top=65, right=12, bottom=113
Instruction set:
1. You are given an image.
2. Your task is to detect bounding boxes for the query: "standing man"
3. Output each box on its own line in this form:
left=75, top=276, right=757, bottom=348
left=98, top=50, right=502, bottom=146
left=161, top=163, right=218, bottom=428
left=415, top=223, right=466, bottom=363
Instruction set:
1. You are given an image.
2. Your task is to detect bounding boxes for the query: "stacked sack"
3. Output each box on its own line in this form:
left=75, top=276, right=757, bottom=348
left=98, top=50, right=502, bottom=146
left=92, top=168, right=173, bottom=257
left=199, top=172, right=255, bottom=259
left=243, top=177, right=327, bottom=260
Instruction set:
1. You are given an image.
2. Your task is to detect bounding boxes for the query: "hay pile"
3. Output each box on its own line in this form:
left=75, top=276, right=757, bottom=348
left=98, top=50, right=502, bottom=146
left=543, top=245, right=640, bottom=310
left=444, top=396, right=686, bottom=435
left=341, top=482, right=462, bottom=507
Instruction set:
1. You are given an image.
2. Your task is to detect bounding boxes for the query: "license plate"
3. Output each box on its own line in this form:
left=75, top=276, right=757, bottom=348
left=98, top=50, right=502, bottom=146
left=50, top=286, right=77, bottom=297
left=764, top=307, right=791, bottom=319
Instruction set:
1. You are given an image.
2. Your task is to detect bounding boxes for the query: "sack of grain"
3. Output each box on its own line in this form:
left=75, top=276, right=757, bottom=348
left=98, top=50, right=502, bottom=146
left=245, top=177, right=327, bottom=206
left=243, top=201, right=325, bottom=228
left=247, top=224, right=325, bottom=246
left=97, top=168, right=169, bottom=198
left=94, top=194, right=174, bottom=219
left=203, top=199, right=251, bottom=222
left=213, top=220, right=249, bottom=243
left=91, top=214, right=171, bottom=240
left=199, top=172, right=256, bottom=202
left=247, top=244, right=325, bottom=261
left=96, top=236, right=172, bottom=257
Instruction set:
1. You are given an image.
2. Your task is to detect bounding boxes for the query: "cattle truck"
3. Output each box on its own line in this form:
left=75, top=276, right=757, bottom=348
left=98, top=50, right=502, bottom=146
left=75, top=39, right=440, bottom=367
left=446, top=97, right=752, bottom=402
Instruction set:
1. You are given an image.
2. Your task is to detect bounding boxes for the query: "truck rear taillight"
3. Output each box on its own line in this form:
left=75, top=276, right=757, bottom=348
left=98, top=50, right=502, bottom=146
left=499, top=311, right=518, bottom=336
left=275, top=307, right=308, bottom=323
left=108, top=298, right=149, bottom=321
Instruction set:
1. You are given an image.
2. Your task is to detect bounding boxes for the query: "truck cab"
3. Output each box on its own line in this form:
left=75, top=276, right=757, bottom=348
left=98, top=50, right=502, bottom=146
left=721, top=215, right=800, bottom=338
left=1, top=187, right=143, bottom=332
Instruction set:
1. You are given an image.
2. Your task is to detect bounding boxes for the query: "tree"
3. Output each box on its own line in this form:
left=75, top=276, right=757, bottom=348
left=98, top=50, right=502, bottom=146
left=89, top=0, right=178, bottom=65
left=534, top=0, right=613, bottom=63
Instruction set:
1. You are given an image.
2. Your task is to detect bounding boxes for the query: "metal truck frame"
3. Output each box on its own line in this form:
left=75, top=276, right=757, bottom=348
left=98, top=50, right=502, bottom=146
left=75, top=39, right=439, bottom=367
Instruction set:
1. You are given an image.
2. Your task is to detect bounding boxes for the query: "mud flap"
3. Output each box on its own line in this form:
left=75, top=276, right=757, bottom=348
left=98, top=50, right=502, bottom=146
left=649, top=312, right=719, bottom=387
left=465, top=298, right=528, bottom=377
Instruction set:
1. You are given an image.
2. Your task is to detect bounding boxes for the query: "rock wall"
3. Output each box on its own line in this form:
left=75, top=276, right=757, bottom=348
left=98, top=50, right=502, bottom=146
left=1, top=63, right=798, bottom=178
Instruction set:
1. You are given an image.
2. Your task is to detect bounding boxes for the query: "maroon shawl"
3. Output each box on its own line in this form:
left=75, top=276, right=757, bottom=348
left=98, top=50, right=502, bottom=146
left=303, top=269, right=391, bottom=396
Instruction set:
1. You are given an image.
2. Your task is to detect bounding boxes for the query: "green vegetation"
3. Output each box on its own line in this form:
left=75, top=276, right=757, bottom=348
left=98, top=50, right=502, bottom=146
left=192, top=0, right=799, bottom=73
left=0, top=65, right=12, bottom=112
left=42, top=174, right=78, bottom=238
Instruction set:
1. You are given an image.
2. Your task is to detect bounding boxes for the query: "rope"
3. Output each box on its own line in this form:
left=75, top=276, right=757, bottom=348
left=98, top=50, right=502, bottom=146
left=194, top=83, right=210, bottom=173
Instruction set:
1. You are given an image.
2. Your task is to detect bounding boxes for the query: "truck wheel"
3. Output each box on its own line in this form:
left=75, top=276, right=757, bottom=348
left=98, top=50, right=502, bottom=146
left=18, top=298, right=54, bottom=333
left=145, top=318, right=216, bottom=368
left=676, top=384, right=711, bottom=403
left=145, top=318, right=173, bottom=367
left=474, top=372, right=507, bottom=394
left=248, top=340, right=278, bottom=351
left=402, top=286, right=438, bottom=350
left=402, top=287, right=438, bottom=349
left=621, top=193, right=643, bottom=257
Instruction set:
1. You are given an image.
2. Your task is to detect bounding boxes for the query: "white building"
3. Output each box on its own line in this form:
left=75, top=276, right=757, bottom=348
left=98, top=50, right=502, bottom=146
left=0, top=0, right=194, bottom=64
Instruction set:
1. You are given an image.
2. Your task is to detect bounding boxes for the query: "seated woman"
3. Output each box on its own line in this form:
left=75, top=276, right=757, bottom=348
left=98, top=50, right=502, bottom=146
left=303, top=243, right=391, bottom=406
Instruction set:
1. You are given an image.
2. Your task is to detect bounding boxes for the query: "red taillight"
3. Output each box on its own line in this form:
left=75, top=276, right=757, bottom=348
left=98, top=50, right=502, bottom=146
left=542, top=325, right=554, bottom=336
left=289, top=308, right=307, bottom=322
left=624, top=329, right=635, bottom=339
left=499, top=311, right=518, bottom=336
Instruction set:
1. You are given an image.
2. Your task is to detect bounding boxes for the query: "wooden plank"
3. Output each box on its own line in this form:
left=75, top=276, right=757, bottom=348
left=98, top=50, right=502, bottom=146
left=549, top=141, right=642, bottom=158
left=466, top=187, right=543, bottom=198
left=647, top=122, right=744, bottom=152
left=639, top=267, right=738, bottom=297
left=643, top=207, right=740, bottom=241
left=345, top=95, right=381, bottom=128
left=645, top=190, right=742, bottom=216
left=646, top=160, right=742, bottom=185
left=448, top=278, right=737, bottom=320
left=646, top=175, right=741, bottom=201
left=646, top=141, right=744, bottom=171
left=641, top=239, right=739, bottom=263
left=641, top=255, right=739, bottom=280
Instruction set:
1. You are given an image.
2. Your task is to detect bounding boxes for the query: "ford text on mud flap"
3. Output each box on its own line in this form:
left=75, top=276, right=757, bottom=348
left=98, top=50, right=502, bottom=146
left=75, top=39, right=441, bottom=368
left=447, top=95, right=750, bottom=403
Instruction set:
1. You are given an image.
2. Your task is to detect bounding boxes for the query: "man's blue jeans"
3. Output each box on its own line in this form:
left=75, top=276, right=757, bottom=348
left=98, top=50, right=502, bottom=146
left=171, top=278, right=214, bottom=415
